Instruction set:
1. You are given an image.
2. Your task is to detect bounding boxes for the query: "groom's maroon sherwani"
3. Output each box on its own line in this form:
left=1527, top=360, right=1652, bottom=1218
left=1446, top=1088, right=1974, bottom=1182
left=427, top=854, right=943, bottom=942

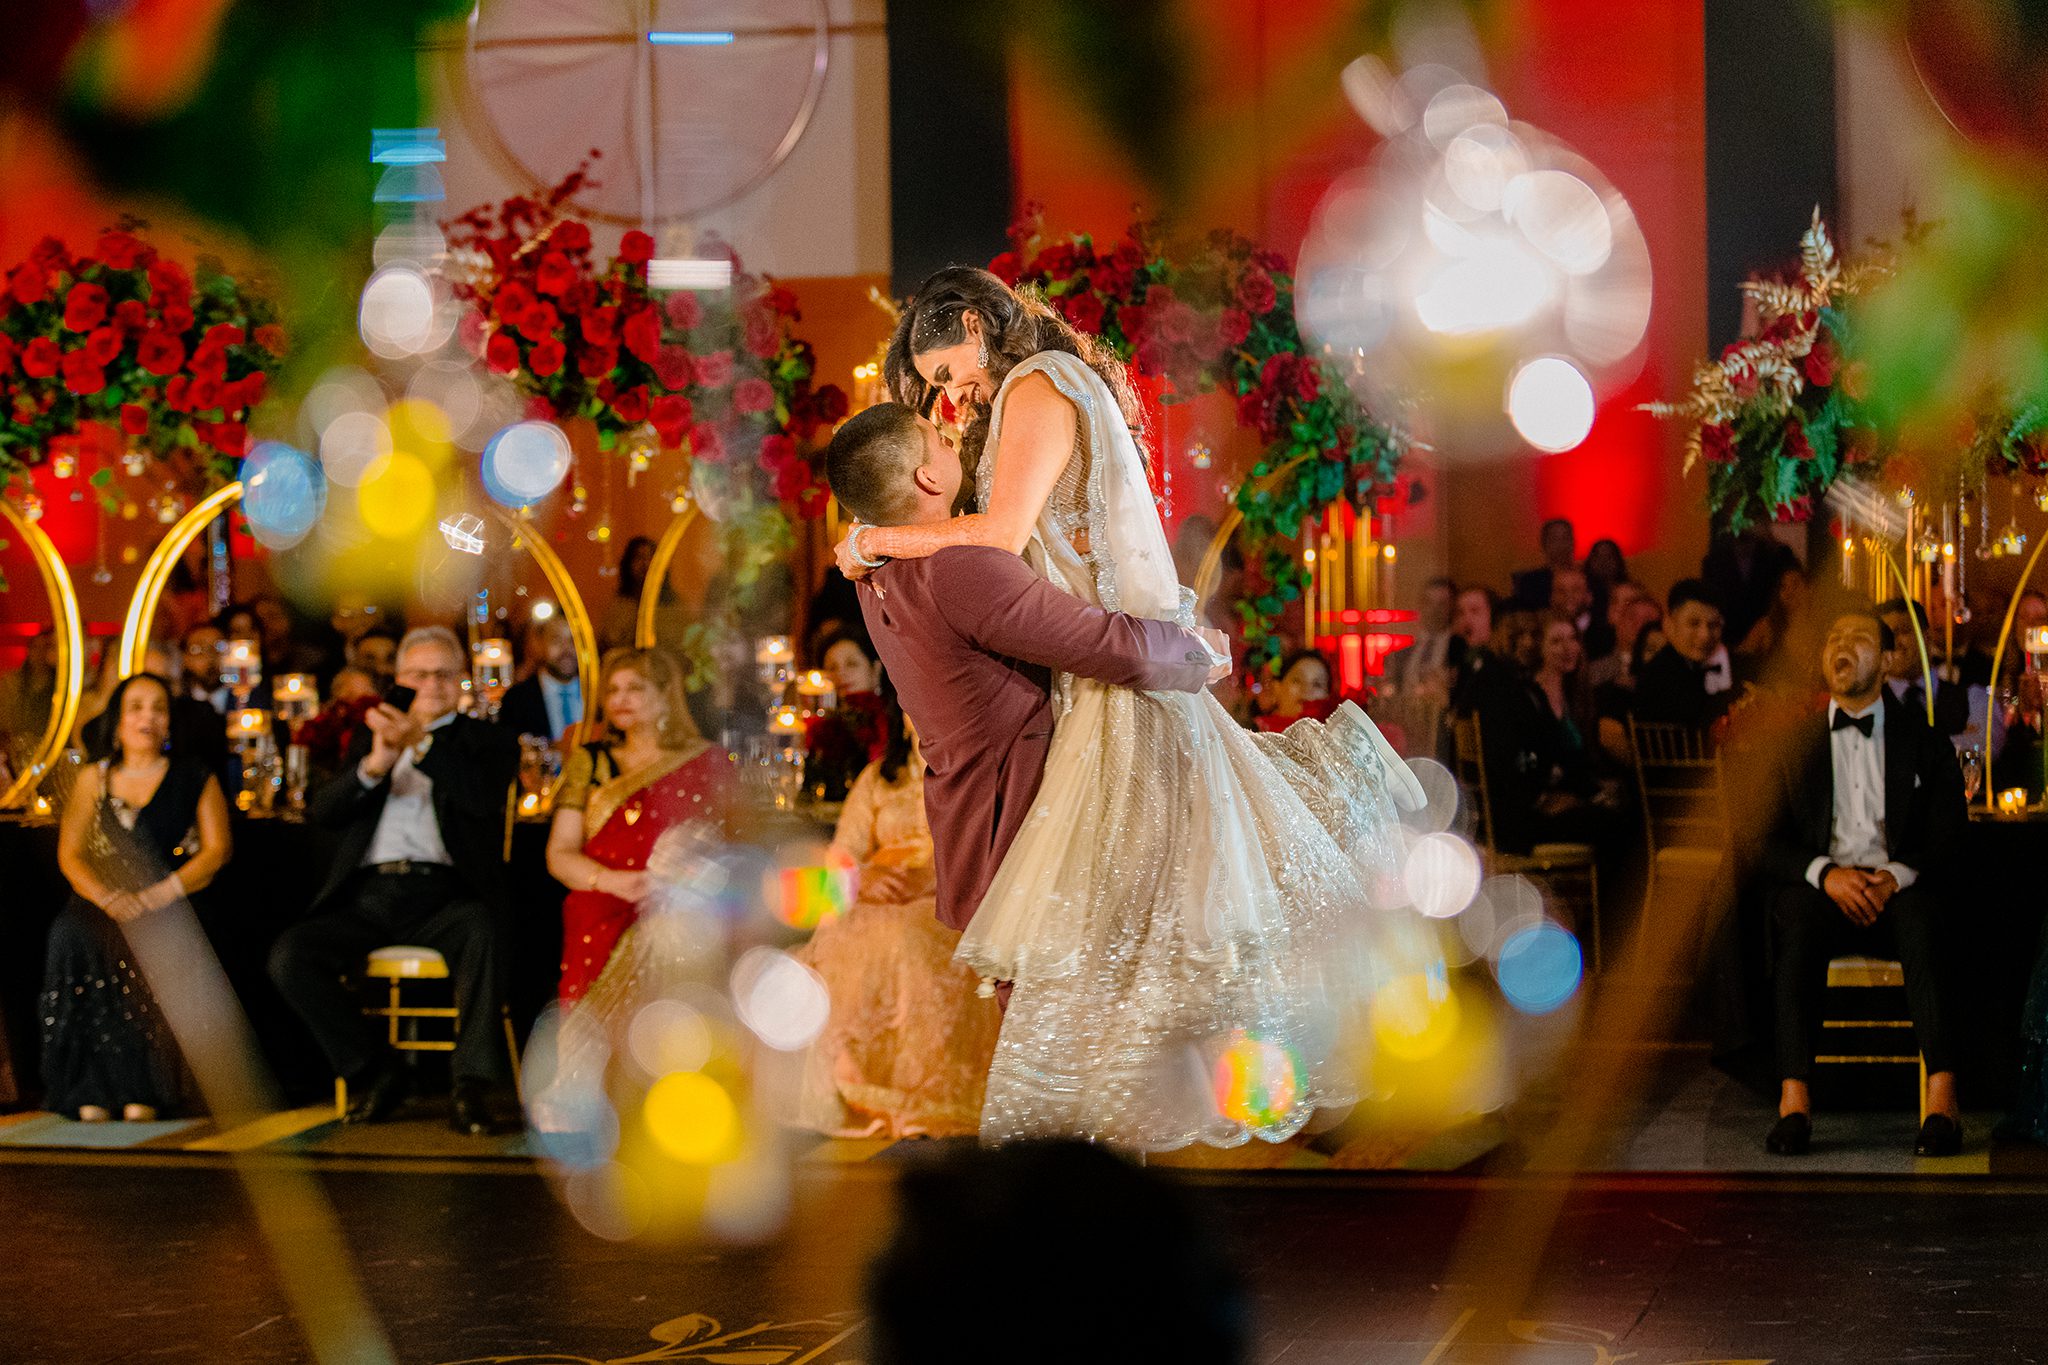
left=858, top=545, right=1215, bottom=932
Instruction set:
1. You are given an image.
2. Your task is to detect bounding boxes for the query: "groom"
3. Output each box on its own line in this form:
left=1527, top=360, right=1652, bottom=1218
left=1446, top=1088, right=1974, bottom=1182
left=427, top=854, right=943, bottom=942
left=823, top=402, right=1226, bottom=938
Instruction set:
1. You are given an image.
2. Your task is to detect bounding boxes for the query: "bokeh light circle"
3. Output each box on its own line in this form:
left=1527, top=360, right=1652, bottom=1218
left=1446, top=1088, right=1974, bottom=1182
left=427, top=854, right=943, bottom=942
left=627, top=1000, right=714, bottom=1077
left=359, top=264, right=437, bottom=358
left=239, top=441, right=326, bottom=549
left=1212, top=1029, right=1306, bottom=1129
left=1402, top=831, right=1483, bottom=918
left=730, top=947, right=830, bottom=1052
left=319, top=411, right=393, bottom=489
left=563, top=1161, right=651, bottom=1241
left=357, top=451, right=434, bottom=539
left=1403, top=757, right=1462, bottom=834
left=1369, top=971, right=1462, bottom=1061
left=1507, top=356, right=1596, bottom=452
left=643, top=1070, right=741, bottom=1164
left=482, top=421, right=574, bottom=507
left=1495, top=921, right=1583, bottom=1015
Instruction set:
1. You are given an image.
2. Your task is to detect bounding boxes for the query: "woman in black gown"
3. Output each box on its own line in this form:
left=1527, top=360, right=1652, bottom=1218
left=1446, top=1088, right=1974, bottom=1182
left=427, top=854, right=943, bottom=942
left=42, top=672, right=231, bottom=1121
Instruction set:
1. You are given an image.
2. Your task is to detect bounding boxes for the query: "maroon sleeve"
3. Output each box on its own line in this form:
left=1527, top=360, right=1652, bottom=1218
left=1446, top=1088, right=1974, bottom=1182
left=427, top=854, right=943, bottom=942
left=932, top=547, right=1216, bottom=694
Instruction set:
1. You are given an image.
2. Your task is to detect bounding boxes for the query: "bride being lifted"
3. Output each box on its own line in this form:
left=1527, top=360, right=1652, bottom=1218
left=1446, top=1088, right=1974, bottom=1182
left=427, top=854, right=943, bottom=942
left=835, top=267, right=1430, bottom=1151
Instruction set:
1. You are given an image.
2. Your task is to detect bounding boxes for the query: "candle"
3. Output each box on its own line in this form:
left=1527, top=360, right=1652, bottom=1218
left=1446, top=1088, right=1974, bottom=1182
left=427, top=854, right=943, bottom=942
left=275, top=673, right=314, bottom=700
left=1999, top=787, right=2029, bottom=816
left=755, top=635, right=795, bottom=689
left=230, top=708, right=269, bottom=738
left=796, top=669, right=837, bottom=716
left=769, top=703, right=803, bottom=736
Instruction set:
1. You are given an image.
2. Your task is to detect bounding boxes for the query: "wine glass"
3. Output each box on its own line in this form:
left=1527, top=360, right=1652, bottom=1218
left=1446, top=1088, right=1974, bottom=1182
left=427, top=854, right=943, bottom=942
left=1959, top=746, right=1984, bottom=803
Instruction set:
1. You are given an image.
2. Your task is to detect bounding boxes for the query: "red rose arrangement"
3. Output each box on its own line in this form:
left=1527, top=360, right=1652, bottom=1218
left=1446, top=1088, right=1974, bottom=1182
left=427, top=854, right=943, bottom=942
left=0, top=228, right=285, bottom=492
left=1644, top=212, right=1891, bottom=533
left=444, top=156, right=848, bottom=527
left=995, top=209, right=1406, bottom=669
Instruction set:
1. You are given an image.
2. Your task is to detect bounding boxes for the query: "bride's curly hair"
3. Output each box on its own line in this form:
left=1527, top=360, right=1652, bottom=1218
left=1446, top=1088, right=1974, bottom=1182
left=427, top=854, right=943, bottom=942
left=882, top=267, right=1146, bottom=489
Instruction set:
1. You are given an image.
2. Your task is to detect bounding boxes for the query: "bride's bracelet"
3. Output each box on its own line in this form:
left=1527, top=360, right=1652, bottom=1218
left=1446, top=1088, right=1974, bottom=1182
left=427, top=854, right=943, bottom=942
left=847, top=523, right=887, bottom=570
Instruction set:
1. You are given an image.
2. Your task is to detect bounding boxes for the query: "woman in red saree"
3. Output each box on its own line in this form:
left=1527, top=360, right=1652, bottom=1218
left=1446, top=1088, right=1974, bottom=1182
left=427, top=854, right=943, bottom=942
left=545, top=647, right=729, bottom=1002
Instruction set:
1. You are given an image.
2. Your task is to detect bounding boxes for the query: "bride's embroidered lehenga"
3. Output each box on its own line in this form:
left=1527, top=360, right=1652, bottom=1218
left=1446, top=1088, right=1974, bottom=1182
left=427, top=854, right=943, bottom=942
left=955, top=351, right=1429, bottom=1151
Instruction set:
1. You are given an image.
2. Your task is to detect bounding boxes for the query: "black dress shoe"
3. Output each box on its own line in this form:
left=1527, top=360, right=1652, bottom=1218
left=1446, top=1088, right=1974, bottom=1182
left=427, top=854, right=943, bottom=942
left=449, top=1083, right=496, bottom=1137
left=344, top=1067, right=410, bottom=1125
left=1915, top=1112, right=1963, bottom=1157
left=1765, top=1112, right=1812, bottom=1156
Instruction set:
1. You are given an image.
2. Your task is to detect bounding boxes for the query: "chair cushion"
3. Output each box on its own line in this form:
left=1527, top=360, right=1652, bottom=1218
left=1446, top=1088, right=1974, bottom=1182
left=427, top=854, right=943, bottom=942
left=1528, top=842, right=1595, bottom=866
left=365, top=945, right=450, bottom=979
left=1827, top=955, right=1905, bottom=989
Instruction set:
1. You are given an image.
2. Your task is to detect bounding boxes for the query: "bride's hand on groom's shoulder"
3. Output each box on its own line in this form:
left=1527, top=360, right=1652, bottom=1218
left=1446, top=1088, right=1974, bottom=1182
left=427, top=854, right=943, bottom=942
left=834, top=525, right=874, bottom=580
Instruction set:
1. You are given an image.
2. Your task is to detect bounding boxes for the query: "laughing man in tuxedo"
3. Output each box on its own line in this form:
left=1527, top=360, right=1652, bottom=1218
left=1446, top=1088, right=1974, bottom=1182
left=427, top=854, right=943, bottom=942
left=1757, top=608, right=1968, bottom=1157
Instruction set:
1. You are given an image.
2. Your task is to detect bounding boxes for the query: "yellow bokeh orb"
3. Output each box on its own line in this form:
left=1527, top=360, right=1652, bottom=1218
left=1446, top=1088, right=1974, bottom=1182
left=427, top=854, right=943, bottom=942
left=385, top=397, right=453, bottom=466
left=356, top=451, right=434, bottom=540
left=643, top=1070, right=740, bottom=1165
left=1370, top=972, right=1462, bottom=1062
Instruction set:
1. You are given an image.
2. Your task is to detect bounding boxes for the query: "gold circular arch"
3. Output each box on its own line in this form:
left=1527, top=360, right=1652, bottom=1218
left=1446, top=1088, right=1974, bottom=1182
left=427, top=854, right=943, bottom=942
left=1984, top=533, right=2048, bottom=813
left=0, top=499, right=86, bottom=811
left=634, top=498, right=701, bottom=650
left=489, top=506, right=600, bottom=757
left=119, top=480, right=243, bottom=679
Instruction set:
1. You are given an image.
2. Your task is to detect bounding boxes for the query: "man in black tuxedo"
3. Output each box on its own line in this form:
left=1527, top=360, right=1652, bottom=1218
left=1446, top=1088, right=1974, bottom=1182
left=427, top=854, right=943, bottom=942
left=1876, top=597, right=1969, bottom=737
left=268, top=626, right=521, bottom=1134
left=1632, top=579, right=1735, bottom=729
left=1756, top=608, right=1968, bottom=1157
left=497, top=615, right=582, bottom=742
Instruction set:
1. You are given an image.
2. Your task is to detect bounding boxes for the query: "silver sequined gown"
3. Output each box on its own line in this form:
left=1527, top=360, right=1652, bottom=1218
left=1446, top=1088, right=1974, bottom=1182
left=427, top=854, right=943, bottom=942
left=958, top=352, right=1425, bottom=1151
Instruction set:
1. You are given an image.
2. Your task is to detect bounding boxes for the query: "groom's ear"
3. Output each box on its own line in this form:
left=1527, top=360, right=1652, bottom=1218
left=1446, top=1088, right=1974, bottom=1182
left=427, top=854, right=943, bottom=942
left=910, top=457, right=945, bottom=497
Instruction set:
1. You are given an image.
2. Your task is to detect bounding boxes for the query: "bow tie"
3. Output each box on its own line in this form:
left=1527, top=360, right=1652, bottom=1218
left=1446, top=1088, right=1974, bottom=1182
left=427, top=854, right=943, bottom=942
left=1832, top=709, right=1874, bottom=738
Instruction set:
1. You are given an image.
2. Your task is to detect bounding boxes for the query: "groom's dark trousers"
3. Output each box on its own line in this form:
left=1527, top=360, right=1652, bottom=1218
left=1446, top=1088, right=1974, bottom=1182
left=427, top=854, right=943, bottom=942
left=857, top=544, right=1215, bottom=932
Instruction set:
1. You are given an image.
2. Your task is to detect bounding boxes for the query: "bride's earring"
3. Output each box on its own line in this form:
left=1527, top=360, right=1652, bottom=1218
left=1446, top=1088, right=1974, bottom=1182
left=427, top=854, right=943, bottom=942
left=976, top=339, right=988, bottom=370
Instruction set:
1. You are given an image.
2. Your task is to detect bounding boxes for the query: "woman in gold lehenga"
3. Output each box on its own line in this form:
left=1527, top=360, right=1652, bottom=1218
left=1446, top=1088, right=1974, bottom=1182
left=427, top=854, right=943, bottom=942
left=795, top=683, right=1000, bottom=1138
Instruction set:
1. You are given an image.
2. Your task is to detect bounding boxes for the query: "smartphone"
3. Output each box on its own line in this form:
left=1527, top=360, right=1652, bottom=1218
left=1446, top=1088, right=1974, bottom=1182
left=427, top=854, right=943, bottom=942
left=383, top=684, right=417, bottom=713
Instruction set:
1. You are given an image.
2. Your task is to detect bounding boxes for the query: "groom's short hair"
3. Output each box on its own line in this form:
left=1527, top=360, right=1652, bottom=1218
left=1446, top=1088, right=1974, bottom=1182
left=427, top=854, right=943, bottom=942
left=825, top=403, right=925, bottom=527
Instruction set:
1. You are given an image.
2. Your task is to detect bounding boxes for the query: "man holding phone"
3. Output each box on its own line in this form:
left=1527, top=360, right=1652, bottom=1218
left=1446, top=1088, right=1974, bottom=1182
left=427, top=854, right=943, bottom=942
left=268, top=626, right=522, bottom=1135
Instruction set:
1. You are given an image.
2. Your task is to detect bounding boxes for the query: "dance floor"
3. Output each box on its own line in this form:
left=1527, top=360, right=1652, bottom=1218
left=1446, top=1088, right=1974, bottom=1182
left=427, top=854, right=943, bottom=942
left=8, top=1145, right=2048, bottom=1364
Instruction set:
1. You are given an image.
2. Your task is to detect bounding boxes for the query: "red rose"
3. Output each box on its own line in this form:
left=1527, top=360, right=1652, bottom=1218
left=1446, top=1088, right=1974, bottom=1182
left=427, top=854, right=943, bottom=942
left=0, top=337, right=13, bottom=374
left=525, top=394, right=558, bottom=422
left=622, top=307, right=662, bottom=364
left=1253, top=248, right=1289, bottom=273
left=64, top=282, right=109, bottom=332
left=97, top=232, right=152, bottom=270
left=664, top=291, right=701, bottom=330
left=688, top=421, right=726, bottom=463
left=553, top=221, right=592, bottom=252
left=29, top=236, right=69, bottom=271
left=1236, top=269, right=1277, bottom=316
left=1217, top=307, right=1252, bottom=348
left=653, top=345, right=694, bottom=390
left=8, top=263, right=48, bottom=307
left=732, top=376, right=776, bottom=413
left=161, top=301, right=194, bottom=335
left=1031, top=242, right=1079, bottom=279
left=1783, top=418, right=1815, bottom=461
left=772, top=458, right=810, bottom=502
left=20, top=337, right=60, bottom=378
left=84, top=326, right=122, bottom=366
left=186, top=375, right=223, bottom=410
left=516, top=302, right=560, bottom=343
left=232, top=371, right=268, bottom=410
left=529, top=337, right=567, bottom=377
left=1062, top=291, right=1106, bottom=334
left=202, top=322, right=245, bottom=351
left=612, top=384, right=650, bottom=424
left=113, top=299, right=146, bottom=332
left=759, top=433, right=796, bottom=468
left=580, top=305, right=618, bottom=347
left=535, top=250, right=577, bottom=297
left=165, top=375, right=191, bottom=410
left=255, top=323, right=287, bottom=354
left=205, top=421, right=247, bottom=456
left=1700, top=423, right=1735, bottom=464
left=620, top=230, right=655, bottom=265
left=61, top=348, right=106, bottom=395
left=744, top=308, right=780, bottom=359
left=988, top=251, right=1024, bottom=285
left=188, top=345, right=227, bottom=382
left=578, top=343, right=618, bottom=379
left=694, top=349, right=734, bottom=388
left=495, top=280, right=535, bottom=322
left=651, top=393, right=693, bottom=447
left=814, top=384, right=849, bottom=424
left=1774, top=494, right=1813, bottom=524
left=486, top=330, right=521, bottom=374
left=120, top=403, right=149, bottom=435
left=146, top=258, right=189, bottom=302
left=1802, top=336, right=1836, bottom=387
left=1236, top=387, right=1277, bottom=440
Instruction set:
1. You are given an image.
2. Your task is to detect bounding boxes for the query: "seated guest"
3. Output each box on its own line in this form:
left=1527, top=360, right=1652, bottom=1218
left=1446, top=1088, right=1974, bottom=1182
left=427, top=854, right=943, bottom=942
left=296, top=666, right=381, bottom=781
left=796, top=682, right=1001, bottom=1137
left=268, top=626, right=521, bottom=1135
left=498, top=616, right=583, bottom=742
left=544, top=647, right=729, bottom=1002
left=1477, top=614, right=1613, bottom=852
left=1877, top=597, right=1968, bottom=737
left=804, top=627, right=890, bottom=802
left=346, top=623, right=401, bottom=693
left=1511, top=516, right=1576, bottom=612
left=598, top=535, right=665, bottom=652
left=1385, top=576, right=1462, bottom=698
left=1585, top=582, right=1658, bottom=684
left=1583, top=537, right=1628, bottom=622
left=1549, top=565, right=1594, bottom=637
left=178, top=622, right=228, bottom=712
left=78, top=642, right=229, bottom=777
left=0, top=630, right=59, bottom=758
left=1633, top=579, right=1735, bottom=729
left=44, top=673, right=232, bottom=1121
left=1445, top=587, right=1502, bottom=714
left=1757, top=609, right=1967, bottom=1157
left=1255, top=647, right=1339, bottom=731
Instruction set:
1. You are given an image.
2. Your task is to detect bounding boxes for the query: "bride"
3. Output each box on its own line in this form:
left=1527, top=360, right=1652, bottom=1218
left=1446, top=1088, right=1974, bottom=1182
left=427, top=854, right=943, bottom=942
left=836, top=267, right=1429, bottom=1151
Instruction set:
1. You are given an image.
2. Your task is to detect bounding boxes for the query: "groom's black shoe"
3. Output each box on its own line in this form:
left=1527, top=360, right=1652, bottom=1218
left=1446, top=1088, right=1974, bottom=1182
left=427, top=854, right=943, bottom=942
left=343, top=1065, right=410, bottom=1125
left=1765, top=1112, right=1812, bottom=1156
left=1915, top=1113, right=1963, bottom=1158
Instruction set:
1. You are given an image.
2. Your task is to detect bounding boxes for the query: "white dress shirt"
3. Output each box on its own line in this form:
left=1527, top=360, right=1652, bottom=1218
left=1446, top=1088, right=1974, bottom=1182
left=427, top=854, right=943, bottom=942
left=1804, top=699, right=1918, bottom=892
left=359, top=712, right=457, bottom=867
left=539, top=672, right=582, bottom=740
left=1702, top=644, right=1734, bottom=696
